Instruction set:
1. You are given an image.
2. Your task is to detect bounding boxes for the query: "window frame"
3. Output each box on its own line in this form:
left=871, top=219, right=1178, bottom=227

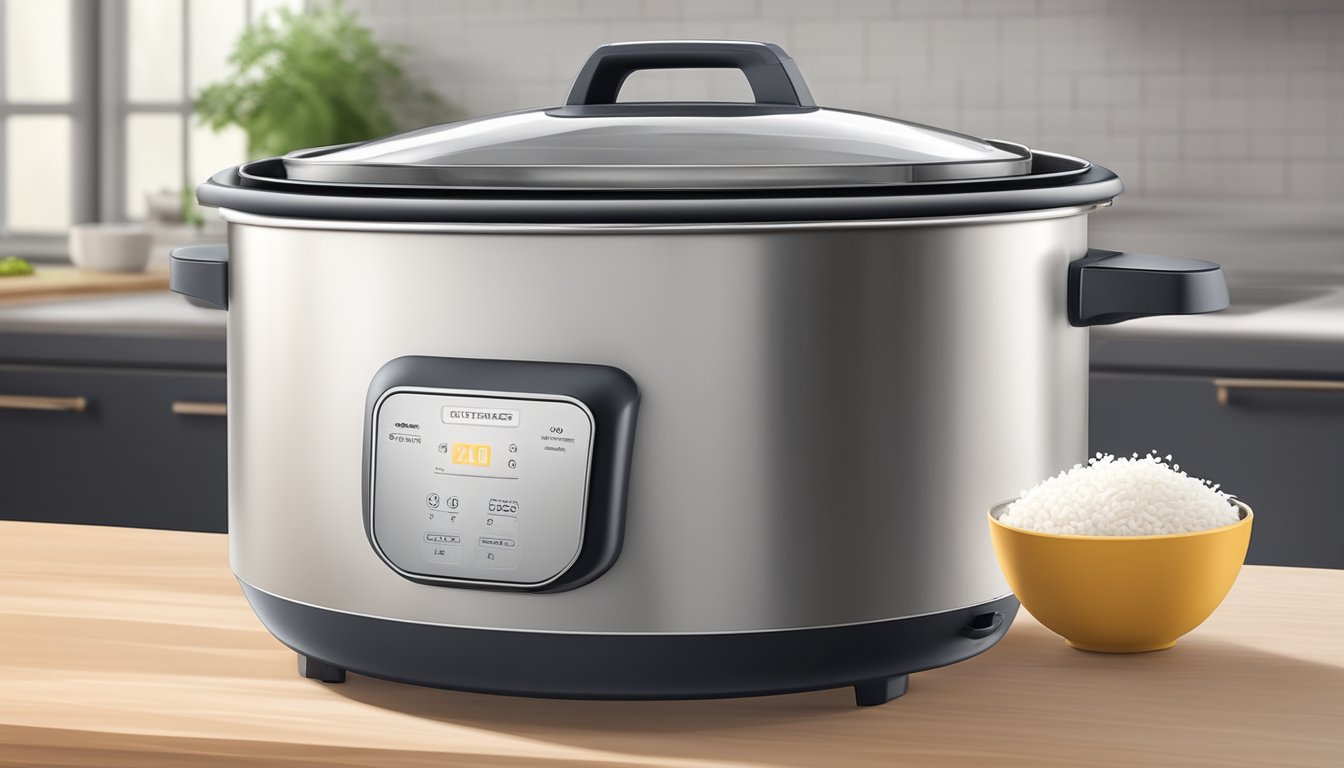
left=0, top=0, right=98, bottom=258
left=0, top=0, right=259, bottom=259
left=108, top=0, right=264, bottom=224
left=103, top=0, right=220, bottom=224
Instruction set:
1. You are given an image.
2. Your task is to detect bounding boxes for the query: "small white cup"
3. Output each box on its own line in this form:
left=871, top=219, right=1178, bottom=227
left=68, top=224, right=153, bottom=273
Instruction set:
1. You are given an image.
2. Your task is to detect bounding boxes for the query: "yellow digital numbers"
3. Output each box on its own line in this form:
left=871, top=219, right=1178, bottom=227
left=451, top=443, right=492, bottom=467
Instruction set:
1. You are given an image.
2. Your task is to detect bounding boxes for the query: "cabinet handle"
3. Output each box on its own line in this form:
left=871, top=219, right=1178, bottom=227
left=0, top=394, right=89, bottom=413
left=1213, top=377, right=1344, bottom=407
left=171, top=401, right=227, bottom=417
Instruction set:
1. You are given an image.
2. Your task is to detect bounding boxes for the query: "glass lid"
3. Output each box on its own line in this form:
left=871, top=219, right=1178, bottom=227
left=282, top=41, right=1033, bottom=191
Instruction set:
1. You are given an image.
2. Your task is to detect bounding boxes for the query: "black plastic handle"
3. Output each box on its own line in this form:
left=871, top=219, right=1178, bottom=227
left=565, top=40, right=815, bottom=107
left=170, top=244, right=229, bottom=310
left=960, top=611, right=1004, bottom=640
left=1068, top=249, right=1229, bottom=327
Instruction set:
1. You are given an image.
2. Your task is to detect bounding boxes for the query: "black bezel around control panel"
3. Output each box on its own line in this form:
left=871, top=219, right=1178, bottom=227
left=362, top=356, right=639, bottom=593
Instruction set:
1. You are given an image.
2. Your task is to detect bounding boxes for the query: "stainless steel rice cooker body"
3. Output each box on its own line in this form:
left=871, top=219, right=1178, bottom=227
left=172, top=41, right=1228, bottom=705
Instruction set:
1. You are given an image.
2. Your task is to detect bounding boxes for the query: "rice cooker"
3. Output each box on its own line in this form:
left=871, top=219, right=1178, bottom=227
left=170, top=41, right=1229, bottom=706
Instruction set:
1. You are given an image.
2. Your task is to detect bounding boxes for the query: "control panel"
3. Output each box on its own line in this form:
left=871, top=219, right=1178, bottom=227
left=370, top=388, right=595, bottom=587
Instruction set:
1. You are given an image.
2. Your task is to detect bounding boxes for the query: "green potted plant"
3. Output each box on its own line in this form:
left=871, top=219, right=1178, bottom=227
left=194, top=1, right=450, bottom=160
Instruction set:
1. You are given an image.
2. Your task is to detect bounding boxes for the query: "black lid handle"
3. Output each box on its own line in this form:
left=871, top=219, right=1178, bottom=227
left=565, top=40, right=816, bottom=108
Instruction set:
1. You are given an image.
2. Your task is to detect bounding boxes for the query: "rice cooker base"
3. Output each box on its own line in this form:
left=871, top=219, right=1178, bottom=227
left=243, top=582, right=1017, bottom=705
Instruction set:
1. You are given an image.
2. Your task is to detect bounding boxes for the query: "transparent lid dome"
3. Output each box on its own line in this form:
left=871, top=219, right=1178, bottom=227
left=283, top=41, right=1033, bottom=191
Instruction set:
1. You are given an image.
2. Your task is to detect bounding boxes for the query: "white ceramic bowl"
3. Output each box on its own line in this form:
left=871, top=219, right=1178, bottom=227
left=68, top=224, right=153, bottom=273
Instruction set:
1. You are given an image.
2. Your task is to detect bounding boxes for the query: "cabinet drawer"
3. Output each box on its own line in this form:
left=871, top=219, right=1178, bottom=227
left=1090, top=371, right=1344, bottom=569
left=0, top=365, right=226, bottom=532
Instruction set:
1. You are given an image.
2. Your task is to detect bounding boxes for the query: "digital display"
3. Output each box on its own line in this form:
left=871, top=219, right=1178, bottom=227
left=451, top=442, right=492, bottom=467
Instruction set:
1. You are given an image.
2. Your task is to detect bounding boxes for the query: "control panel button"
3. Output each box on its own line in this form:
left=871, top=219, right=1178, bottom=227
left=475, top=546, right=520, bottom=569
left=425, top=493, right=440, bottom=509
left=478, top=536, right=517, bottom=549
left=486, top=498, right=518, bottom=516
left=422, top=543, right=461, bottom=564
left=424, top=532, right=460, bottom=545
left=484, top=515, right=519, bottom=536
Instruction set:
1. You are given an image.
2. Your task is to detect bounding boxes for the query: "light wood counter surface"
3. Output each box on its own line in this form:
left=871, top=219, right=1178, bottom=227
left=0, top=521, right=1339, bottom=767
left=0, top=267, right=168, bottom=305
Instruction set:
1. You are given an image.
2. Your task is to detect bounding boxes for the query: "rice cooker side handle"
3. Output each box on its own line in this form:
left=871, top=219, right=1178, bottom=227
left=1067, top=249, right=1229, bottom=327
left=169, top=244, right=229, bottom=310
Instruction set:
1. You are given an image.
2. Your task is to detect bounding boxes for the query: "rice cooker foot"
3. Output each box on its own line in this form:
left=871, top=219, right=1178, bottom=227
left=298, top=654, right=347, bottom=684
left=853, top=674, right=909, bottom=706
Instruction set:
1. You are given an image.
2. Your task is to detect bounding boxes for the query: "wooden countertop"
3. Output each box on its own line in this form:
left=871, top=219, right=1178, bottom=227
left=0, top=267, right=169, bottom=305
left=0, top=522, right=1339, bottom=768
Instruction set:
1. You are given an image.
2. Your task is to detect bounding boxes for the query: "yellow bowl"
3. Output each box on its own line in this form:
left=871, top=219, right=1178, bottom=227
left=988, top=499, right=1252, bottom=653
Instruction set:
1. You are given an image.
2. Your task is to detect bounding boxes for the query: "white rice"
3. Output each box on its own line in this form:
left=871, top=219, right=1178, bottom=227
left=1000, top=452, right=1241, bottom=536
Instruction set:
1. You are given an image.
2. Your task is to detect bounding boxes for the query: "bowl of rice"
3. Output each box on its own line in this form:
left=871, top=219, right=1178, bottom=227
left=988, top=453, right=1252, bottom=653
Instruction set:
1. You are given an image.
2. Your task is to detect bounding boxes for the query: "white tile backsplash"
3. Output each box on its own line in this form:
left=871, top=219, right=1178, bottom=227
left=346, top=0, right=1344, bottom=204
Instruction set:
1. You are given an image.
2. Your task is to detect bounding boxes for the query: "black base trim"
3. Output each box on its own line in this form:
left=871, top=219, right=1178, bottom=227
left=242, top=582, right=1017, bottom=705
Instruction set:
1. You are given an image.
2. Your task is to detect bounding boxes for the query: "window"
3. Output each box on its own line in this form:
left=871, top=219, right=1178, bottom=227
left=0, top=0, right=95, bottom=253
left=113, top=0, right=253, bottom=222
left=0, top=0, right=301, bottom=256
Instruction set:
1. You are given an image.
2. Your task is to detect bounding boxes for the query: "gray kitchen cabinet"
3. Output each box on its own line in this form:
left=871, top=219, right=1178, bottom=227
left=1090, top=370, right=1344, bottom=569
left=0, top=363, right=227, bottom=532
